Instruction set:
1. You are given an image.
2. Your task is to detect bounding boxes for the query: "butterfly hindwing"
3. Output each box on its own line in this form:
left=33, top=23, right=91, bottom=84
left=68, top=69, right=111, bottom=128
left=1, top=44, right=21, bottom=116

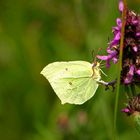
left=50, top=76, right=99, bottom=104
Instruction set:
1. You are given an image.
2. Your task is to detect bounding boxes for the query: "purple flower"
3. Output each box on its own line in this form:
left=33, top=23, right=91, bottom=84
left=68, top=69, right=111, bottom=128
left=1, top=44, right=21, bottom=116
left=121, top=108, right=130, bottom=113
left=97, top=17, right=121, bottom=68
left=122, top=94, right=140, bottom=134
left=124, top=65, right=134, bottom=84
left=97, top=50, right=118, bottom=68
left=122, top=94, right=140, bottom=116
left=97, top=1, right=140, bottom=85
left=122, top=10, right=140, bottom=85
left=136, top=69, right=140, bottom=75
left=136, top=32, right=140, bottom=37
left=133, top=46, right=138, bottom=52
left=96, top=0, right=140, bottom=86
left=97, top=2, right=123, bottom=68
left=109, top=18, right=122, bottom=48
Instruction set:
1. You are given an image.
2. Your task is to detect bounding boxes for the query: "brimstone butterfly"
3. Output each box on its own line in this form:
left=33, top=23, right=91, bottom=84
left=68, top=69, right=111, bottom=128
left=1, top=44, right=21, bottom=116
left=41, top=61, right=102, bottom=104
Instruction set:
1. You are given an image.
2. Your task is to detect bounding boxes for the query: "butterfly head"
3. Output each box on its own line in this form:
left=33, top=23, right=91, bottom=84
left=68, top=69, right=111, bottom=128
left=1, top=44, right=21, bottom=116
left=91, top=61, right=101, bottom=80
left=92, top=61, right=100, bottom=68
left=92, top=60, right=107, bottom=78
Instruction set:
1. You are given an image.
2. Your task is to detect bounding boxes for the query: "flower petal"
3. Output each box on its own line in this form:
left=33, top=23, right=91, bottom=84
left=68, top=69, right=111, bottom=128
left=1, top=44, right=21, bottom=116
left=124, top=65, right=135, bottom=84
left=112, top=26, right=120, bottom=32
left=106, top=60, right=111, bottom=68
left=119, top=0, right=124, bottom=12
left=132, top=20, right=138, bottom=25
left=114, top=32, right=121, bottom=41
left=107, top=47, right=114, bottom=53
left=96, top=55, right=108, bottom=60
left=136, top=32, right=140, bottom=37
left=112, top=57, right=118, bottom=64
left=121, top=108, right=130, bottom=113
left=133, top=46, right=138, bottom=52
left=116, top=18, right=122, bottom=28
left=136, top=69, right=140, bottom=75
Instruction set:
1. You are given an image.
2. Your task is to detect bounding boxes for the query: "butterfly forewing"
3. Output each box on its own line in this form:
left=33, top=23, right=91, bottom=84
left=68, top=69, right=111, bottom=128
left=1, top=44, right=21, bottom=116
left=42, top=61, right=93, bottom=80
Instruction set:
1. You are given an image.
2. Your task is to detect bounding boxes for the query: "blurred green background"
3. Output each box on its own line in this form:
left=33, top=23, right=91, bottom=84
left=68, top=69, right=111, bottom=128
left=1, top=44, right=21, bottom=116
left=0, top=0, right=140, bottom=140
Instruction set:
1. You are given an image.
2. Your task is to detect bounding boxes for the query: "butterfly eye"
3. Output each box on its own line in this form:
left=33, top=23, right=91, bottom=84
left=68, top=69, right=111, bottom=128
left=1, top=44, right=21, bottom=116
left=92, top=62, right=97, bottom=68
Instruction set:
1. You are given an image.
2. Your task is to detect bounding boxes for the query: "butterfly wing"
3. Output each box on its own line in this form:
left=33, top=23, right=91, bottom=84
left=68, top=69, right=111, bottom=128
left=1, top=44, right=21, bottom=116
left=41, top=61, right=100, bottom=104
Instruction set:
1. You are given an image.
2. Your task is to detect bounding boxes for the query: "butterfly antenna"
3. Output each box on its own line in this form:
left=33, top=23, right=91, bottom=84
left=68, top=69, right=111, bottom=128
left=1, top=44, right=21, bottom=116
left=91, top=50, right=96, bottom=63
left=108, top=36, right=110, bottom=43
left=92, top=48, right=102, bottom=63
left=97, top=47, right=102, bottom=57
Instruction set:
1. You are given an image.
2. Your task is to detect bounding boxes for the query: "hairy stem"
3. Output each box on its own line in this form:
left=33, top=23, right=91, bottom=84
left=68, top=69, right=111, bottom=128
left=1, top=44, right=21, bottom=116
left=113, top=0, right=127, bottom=139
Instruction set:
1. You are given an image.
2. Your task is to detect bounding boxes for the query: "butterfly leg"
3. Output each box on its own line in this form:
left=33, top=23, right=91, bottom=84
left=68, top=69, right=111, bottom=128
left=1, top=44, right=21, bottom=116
left=97, top=79, right=117, bottom=91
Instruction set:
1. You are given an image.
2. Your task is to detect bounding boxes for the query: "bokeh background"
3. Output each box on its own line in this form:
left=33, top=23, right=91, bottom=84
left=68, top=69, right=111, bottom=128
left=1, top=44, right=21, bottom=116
left=0, top=0, right=140, bottom=140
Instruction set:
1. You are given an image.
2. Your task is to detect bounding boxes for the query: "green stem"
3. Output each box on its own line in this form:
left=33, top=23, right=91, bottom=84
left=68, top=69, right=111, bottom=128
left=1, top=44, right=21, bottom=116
left=113, top=0, right=127, bottom=139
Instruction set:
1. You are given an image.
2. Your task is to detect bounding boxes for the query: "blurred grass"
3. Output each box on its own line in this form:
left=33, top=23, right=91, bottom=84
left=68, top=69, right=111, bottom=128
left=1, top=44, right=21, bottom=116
left=0, top=0, right=140, bottom=140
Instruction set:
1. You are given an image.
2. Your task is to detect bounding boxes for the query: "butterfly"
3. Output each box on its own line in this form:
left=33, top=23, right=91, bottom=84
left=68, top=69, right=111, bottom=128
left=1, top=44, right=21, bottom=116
left=40, top=60, right=103, bottom=104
